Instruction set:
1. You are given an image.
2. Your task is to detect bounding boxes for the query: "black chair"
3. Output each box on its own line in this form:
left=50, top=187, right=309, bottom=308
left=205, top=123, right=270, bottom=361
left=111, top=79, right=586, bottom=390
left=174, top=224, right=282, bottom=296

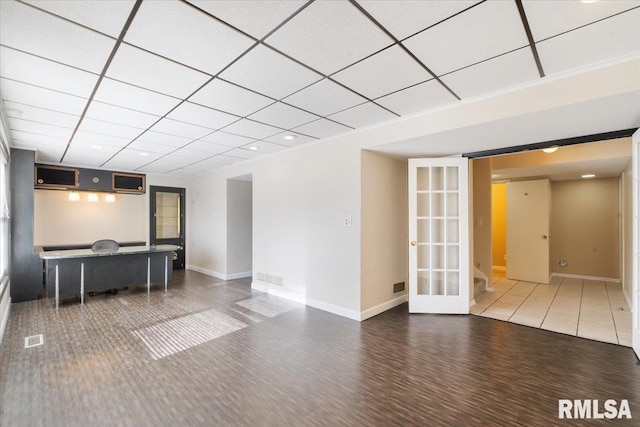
left=91, top=239, right=120, bottom=253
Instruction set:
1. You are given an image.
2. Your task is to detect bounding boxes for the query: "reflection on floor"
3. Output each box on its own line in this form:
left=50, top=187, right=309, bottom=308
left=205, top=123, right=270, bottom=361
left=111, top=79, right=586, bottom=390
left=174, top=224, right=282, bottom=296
left=472, top=271, right=632, bottom=346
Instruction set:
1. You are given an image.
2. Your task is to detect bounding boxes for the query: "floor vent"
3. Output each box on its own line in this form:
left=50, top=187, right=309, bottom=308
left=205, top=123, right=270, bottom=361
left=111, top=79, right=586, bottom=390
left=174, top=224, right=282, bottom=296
left=24, top=334, right=44, bottom=349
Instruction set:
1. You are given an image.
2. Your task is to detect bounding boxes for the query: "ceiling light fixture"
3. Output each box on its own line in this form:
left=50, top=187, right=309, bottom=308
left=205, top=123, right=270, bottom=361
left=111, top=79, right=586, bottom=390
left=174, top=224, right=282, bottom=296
left=90, top=144, right=102, bottom=150
left=542, top=146, right=559, bottom=153
left=249, top=146, right=259, bottom=151
left=283, top=134, right=297, bottom=141
left=68, top=191, right=80, bottom=202
left=580, top=0, right=599, bottom=4
left=139, top=152, right=150, bottom=157
left=581, top=174, right=596, bottom=178
left=87, top=193, right=99, bottom=202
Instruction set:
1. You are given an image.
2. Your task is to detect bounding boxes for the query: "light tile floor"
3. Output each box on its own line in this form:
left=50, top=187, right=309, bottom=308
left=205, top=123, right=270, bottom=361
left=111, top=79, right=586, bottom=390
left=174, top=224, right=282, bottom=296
left=472, top=271, right=632, bottom=346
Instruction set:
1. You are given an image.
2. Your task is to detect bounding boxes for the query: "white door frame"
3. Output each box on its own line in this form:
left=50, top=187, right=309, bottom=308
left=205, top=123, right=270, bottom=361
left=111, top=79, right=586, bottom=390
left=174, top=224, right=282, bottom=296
left=632, top=129, right=639, bottom=360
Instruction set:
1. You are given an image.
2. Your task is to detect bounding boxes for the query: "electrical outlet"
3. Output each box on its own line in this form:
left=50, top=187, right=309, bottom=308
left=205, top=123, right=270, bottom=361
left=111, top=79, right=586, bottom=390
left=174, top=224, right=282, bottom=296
left=344, top=217, right=352, bottom=227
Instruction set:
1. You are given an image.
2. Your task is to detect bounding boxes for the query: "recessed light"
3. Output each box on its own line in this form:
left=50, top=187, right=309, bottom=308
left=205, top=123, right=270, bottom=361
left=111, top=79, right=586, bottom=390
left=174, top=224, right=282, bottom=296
left=90, top=144, right=102, bottom=150
left=542, top=146, right=559, bottom=153
left=282, top=134, right=297, bottom=141
left=249, top=146, right=259, bottom=151
left=581, top=174, right=596, bottom=178
left=580, top=0, right=599, bottom=4
left=139, top=152, right=150, bottom=157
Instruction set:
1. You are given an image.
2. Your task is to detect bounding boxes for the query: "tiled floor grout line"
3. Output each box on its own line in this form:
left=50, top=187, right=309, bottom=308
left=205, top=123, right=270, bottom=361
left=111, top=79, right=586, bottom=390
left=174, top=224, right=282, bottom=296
left=574, top=279, right=584, bottom=336
left=476, top=277, right=519, bottom=315
left=538, top=277, right=563, bottom=326
left=505, top=281, right=538, bottom=322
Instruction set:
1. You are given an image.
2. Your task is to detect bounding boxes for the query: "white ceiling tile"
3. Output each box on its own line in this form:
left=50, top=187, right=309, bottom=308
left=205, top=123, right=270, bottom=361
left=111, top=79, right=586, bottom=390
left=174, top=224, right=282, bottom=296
left=200, top=131, right=257, bottom=148
left=0, top=47, right=99, bottom=98
left=9, top=130, right=68, bottom=146
left=126, top=140, right=177, bottom=155
left=77, top=118, right=143, bottom=139
left=125, top=0, right=254, bottom=75
left=191, top=156, right=233, bottom=169
left=264, top=131, right=318, bottom=147
left=248, top=102, right=318, bottom=129
left=185, top=140, right=233, bottom=154
left=137, top=130, right=193, bottom=148
left=536, top=7, right=640, bottom=76
left=293, top=119, right=351, bottom=139
left=375, top=79, right=457, bottom=116
left=11, top=138, right=65, bottom=159
left=403, top=1, right=529, bottom=76
left=67, top=142, right=121, bottom=156
left=240, top=140, right=288, bottom=155
left=9, top=118, right=73, bottom=140
left=94, top=78, right=180, bottom=116
left=219, top=45, right=322, bottom=99
left=85, top=102, right=160, bottom=129
left=190, top=78, right=274, bottom=116
left=332, top=45, right=430, bottom=99
left=441, top=48, right=540, bottom=99
left=1, top=78, right=88, bottom=115
left=187, top=0, right=306, bottom=39
left=222, top=119, right=283, bottom=139
left=0, top=0, right=116, bottom=73
left=166, top=102, right=239, bottom=130
left=3, top=101, right=79, bottom=128
left=107, top=44, right=211, bottom=98
left=358, top=0, right=478, bottom=40
left=149, top=118, right=213, bottom=139
left=165, top=167, right=206, bottom=177
left=137, top=156, right=193, bottom=173
left=22, top=0, right=136, bottom=38
left=327, top=102, right=397, bottom=129
left=207, top=154, right=246, bottom=165
left=61, top=147, right=116, bottom=168
left=169, top=148, right=215, bottom=161
left=283, top=79, right=367, bottom=116
left=102, top=149, right=164, bottom=171
left=523, top=0, right=640, bottom=42
left=224, top=147, right=262, bottom=159
left=73, top=131, right=131, bottom=148
left=265, top=0, right=393, bottom=75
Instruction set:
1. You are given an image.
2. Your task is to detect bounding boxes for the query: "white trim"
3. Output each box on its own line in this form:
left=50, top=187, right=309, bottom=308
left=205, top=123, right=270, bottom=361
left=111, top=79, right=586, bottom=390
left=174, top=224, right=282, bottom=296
left=551, top=272, right=621, bottom=283
left=0, top=277, right=10, bottom=345
left=251, top=281, right=306, bottom=304
left=186, top=265, right=226, bottom=280
left=304, top=297, right=361, bottom=321
left=227, top=271, right=252, bottom=280
left=360, top=294, right=408, bottom=321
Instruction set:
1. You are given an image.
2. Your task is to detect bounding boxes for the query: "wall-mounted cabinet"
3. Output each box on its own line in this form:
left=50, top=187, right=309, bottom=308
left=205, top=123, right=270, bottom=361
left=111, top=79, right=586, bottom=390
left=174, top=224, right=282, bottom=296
left=35, top=164, right=145, bottom=194
left=35, top=165, right=78, bottom=189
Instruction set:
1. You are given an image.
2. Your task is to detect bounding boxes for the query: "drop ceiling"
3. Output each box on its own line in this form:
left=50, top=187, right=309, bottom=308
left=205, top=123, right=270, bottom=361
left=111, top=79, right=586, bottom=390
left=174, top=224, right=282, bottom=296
left=0, top=0, right=639, bottom=177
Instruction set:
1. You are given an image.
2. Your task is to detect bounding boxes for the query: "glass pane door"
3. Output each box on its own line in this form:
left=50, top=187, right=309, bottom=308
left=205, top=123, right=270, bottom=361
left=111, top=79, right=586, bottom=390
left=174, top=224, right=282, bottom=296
left=409, top=158, right=470, bottom=313
left=150, top=186, right=185, bottom=270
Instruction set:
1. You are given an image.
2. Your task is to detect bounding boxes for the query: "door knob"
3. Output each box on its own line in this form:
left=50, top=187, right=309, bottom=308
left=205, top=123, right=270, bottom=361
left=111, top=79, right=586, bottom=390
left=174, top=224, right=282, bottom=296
left=410, top=240, right=417, bottom=246
left=542, top=235, right=548, bottom=240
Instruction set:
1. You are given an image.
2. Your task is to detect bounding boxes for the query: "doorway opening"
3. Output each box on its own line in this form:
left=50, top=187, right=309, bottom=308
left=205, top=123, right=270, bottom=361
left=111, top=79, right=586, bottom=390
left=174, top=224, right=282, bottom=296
left=470, top=137, right=633, bottom=346
left=226, top=174, right=253, bottom=280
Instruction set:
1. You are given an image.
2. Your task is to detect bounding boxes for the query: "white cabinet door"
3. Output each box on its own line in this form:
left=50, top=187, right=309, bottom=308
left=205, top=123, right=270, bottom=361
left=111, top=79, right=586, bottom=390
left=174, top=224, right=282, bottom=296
left=408, top=158, right=470, bottom=313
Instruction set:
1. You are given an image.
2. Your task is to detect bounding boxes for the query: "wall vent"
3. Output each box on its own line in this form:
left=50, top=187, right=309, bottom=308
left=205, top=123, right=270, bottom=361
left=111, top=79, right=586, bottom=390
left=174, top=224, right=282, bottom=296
left=393, top=282, right=405, bottom=293
left=24, top=334, right=44, bottom=348
left=272, top=276, right=283, bottom=286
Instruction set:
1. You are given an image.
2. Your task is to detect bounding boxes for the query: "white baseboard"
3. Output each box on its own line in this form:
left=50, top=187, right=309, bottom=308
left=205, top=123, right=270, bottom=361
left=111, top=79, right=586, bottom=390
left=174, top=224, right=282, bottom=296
left=186, top=265, right=252, bottom=281
left=360, top=294, right=408, bottom=321
left=305, top=297, right=361, bottom=321
left=551, top=272, right=621, bottom=283
left=492, top=266, right=506, bottom=272
left=251, top=281, right=306, bottom=305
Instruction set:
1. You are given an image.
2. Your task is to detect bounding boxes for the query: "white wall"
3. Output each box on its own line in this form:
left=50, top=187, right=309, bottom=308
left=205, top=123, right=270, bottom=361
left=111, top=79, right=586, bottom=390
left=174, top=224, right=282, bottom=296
left=33, top=174, right=187, bottom=247
left=226, top=179, right=252, bottom=277
left=361, top=150, right=408, bottom=318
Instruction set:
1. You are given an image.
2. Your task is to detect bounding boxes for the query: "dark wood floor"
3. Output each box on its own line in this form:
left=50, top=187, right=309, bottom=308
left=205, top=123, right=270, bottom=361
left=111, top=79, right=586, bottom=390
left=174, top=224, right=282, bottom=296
left=1, top=270, right=638, bottom=426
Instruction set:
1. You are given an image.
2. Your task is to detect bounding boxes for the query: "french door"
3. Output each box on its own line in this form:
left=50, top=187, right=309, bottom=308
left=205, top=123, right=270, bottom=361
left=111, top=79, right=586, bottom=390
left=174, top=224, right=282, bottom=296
left=408, top=157, right=470, bottom=313
left=150, top=186, right=185, bottom=270
left=633, top=129, right=639, bottom=360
